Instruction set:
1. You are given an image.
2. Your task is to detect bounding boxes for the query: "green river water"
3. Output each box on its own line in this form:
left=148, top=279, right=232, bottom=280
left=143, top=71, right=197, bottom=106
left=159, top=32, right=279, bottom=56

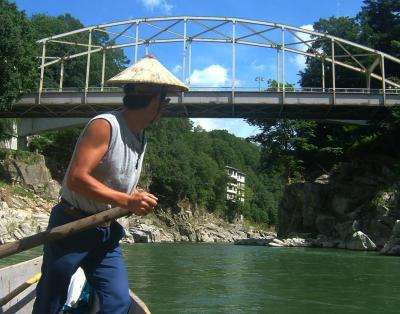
left=1, top=243, right=400, bottom=314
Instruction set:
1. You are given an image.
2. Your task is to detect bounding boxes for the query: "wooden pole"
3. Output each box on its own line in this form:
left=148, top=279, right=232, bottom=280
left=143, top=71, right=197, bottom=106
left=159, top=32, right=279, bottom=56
left=0, top=273, right=41, bottom=307
left=0, top=207, right=131, bottom=259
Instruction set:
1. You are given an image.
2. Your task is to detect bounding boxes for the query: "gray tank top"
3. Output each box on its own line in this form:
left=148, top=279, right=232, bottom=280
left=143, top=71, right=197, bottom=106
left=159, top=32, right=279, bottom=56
left=60, top=111, right=147, bottom=214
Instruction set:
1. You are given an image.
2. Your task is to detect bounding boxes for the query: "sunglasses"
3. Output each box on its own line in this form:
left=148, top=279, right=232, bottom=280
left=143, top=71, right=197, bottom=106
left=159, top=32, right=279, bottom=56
left=161, top=97, right=171, bottom=106
left=159, top=92, right=170, bottom=106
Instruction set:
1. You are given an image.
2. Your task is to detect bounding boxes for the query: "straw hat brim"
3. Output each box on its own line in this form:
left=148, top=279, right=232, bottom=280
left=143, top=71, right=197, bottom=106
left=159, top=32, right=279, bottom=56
left=107, top=56, right=188, bottom=92
left=108, top=81, right=188, bottom=92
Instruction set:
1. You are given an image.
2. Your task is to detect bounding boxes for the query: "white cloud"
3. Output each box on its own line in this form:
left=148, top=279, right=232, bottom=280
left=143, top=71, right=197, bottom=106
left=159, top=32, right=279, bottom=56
left=290, top=24, right=314, bottom=70
left=296, top=24, right=314, bottom=47
left=190, top=64, right=230, bottom=87
left=290, top=55, right=308, bottom=69
left=138, top=0, right=173, bottom=14
left=172, top=64, right=182, bottom=75
left=251, top=60, right=265, bottom=72
left=190, top=118, right=260, bottom=138
left=191, top=118, right=214, bottom=131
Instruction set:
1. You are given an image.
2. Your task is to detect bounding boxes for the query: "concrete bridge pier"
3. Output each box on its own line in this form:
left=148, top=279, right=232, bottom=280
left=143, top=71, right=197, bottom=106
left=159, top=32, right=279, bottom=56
left=0, top=119, right=18, bottom=150
left=17, top=117, right=89, bottom=150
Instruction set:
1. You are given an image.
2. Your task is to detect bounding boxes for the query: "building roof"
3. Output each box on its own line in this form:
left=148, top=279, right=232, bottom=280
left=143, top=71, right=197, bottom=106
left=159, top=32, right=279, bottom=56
left=225, top=165, right=246, bottom=176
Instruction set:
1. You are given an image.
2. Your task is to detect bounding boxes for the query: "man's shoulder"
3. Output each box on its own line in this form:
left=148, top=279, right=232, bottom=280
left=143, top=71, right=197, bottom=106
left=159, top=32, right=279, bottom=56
left=92, top=111, right=119, bottom=120
left=89, top=111, right=120, bottom=126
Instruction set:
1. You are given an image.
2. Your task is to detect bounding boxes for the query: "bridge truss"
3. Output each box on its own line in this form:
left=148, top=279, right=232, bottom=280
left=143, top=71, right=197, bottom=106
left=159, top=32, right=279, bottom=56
left=9, top=16, right=400, bottom=119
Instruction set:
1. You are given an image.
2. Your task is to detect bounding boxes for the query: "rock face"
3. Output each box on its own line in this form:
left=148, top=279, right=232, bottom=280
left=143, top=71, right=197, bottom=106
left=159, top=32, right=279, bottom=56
left=278, top=157, right=400, bottom=251
left=234, top=234, right=313, bottom=248
left=346, top=231, right=376, bottom=251
left=0, top=149, right=266, bottom=246
left=0, top=190, right=51, bottom=244
left=0, top=153, right=263, bottom=245
left=0, top=151, right=61, bottom=199
left=130, top=223, right=161, bottom=243
left=381, top=220, right=400, bottom=255
left=126, top=202, right=254, bottom=243
left=0, top=150, right=266, bottom=245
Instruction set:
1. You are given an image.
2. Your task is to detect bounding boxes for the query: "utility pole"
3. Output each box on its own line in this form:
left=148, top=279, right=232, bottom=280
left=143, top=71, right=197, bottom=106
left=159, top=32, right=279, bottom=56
left=255, top=76, right=265, bottom=91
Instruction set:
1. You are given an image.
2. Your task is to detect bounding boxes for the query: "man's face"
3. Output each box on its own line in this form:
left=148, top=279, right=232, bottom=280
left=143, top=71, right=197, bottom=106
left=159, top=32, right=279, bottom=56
left=128, top=85, right=170, bottom=125
left=147, top=93, right=169, bottom=124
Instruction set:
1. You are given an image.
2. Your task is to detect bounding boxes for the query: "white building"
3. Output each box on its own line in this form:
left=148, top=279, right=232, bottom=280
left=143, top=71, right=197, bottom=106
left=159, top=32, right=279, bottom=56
left=226, top=166, right=245, bottom=202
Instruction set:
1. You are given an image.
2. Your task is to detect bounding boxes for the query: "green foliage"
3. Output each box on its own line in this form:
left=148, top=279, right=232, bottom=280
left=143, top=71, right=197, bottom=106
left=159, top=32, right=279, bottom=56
left=0, top=0, right=36, bottom=110
left=249, top=0, right=400, bottom=190
left=12, top=185, right=36, bottom=199
left=392, top=107, right=400, bottom=125
left=29, top=118, right=275, bottom=225
left=143, top=119, right=273, bottom=223
left=300, top=16, right=365, bottom=88
left=300, top=1, right=400, bottom=89
left=370, top=190, right=390, bottom=209
left=358, top=0, right=400, bottom=61
left=0, top=148, right=41, bottom=164
left=265, top=79, right=295, bottom=91
left=0, top=119, right=15, bottom=142
left=29, top=127, right=82, bottom=180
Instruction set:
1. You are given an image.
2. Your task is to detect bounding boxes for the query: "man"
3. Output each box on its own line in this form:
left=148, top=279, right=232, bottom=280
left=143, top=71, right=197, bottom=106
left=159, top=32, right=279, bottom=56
left=33, top=55, right=188, bottom=314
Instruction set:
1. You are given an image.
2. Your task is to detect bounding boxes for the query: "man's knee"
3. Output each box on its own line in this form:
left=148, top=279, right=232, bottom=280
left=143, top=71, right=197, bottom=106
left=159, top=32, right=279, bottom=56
left=99, top=288, right=131, bottom=314
left=47, top=259, right=76, bottom=285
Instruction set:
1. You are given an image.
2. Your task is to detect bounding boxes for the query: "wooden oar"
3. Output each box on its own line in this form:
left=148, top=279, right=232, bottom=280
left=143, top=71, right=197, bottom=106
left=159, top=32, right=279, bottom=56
left=0, top=206, right=131, bottom=259
left=0, top=272, right=41, bottom=307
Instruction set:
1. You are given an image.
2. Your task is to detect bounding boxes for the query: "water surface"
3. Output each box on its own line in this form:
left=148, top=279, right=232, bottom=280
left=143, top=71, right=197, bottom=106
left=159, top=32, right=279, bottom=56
left=123, top=244, right=400, bottom=314
left=1, top=244, right=400, bottom=313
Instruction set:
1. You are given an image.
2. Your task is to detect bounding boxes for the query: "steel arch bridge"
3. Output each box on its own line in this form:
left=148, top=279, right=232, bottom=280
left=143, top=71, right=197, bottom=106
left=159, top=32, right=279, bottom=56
left=7, top=16, right=400, bottom=120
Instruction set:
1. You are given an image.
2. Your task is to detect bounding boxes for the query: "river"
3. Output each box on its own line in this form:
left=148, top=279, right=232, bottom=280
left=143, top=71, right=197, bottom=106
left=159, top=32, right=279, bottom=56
left=1, top=244, right=400, bottom=313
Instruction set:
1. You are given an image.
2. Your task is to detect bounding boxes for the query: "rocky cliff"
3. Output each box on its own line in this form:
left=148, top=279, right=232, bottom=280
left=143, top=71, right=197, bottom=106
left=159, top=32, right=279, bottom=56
left=278, top=156, right=400, bottom=254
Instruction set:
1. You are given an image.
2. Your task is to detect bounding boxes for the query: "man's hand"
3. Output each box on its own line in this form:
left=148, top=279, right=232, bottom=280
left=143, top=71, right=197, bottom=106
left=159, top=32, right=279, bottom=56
left=126, top=190, right=158, bottom=216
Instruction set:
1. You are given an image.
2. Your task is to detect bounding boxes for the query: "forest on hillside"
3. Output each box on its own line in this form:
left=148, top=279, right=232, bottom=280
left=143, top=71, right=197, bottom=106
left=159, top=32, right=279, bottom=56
left=0, top=0, right=399, bottom=226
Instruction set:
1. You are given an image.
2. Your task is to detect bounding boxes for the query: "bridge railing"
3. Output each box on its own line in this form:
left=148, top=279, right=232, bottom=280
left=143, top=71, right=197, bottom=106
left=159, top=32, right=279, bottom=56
left=39, top=87, right=400, bottom=95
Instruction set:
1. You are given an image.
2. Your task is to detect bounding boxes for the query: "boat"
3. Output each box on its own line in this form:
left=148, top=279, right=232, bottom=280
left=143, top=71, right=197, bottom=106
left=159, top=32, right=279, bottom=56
left=0, top=256, right=151, bottom=314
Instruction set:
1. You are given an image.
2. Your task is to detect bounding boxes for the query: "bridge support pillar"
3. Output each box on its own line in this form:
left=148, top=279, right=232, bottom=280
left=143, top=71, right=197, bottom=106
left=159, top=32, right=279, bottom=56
left=17, top=136, right=28, bottom=151
left=0, top=120, right=18, bottom=150
left=18, top=118, right=89, bottom=137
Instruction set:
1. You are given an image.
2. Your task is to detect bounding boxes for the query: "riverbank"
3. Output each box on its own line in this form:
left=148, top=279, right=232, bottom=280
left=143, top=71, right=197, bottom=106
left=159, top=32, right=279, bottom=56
left=1, top=150, right=399, bottom=256
left=0, top=150, right=272, bottom=245
left=235, top=225, right=400, bottom=255
left=0, top=181, right=272, bottom=244
left=0, top=160, right=270, bottom=245
left=1, top=179, right=399, bottom=256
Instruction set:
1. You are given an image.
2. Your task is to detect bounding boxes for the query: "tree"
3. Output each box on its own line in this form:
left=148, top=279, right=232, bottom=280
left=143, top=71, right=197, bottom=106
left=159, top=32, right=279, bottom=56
left=31, top=14, right=129, bottom=89
left=299, top=16, right=365, bottom=88
left=249, top=0, right=400, bottom=192
left=265, top=79, right=295, bottom=91
left=301, top=2, right=400, bottom=89
left=358, top=0, right=400, bottom=82
left=0, top=0, right=36, bottom=110
left=29, top=127, right=82, bottom=180
left=28, top=12, right=130, bottom=176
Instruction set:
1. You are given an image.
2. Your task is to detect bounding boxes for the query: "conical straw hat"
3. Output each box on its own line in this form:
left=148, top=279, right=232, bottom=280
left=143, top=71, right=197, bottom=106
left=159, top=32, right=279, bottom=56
left=107, top=55, right=188, bottom=92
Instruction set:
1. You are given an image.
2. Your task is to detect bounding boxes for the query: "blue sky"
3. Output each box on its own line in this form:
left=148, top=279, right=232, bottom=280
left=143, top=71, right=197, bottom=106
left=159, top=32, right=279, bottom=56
left=14, top=0, right=365, bottom=138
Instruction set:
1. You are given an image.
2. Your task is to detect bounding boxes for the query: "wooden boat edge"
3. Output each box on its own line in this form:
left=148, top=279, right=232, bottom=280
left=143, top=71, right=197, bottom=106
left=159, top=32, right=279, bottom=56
left=0, top=256, right=151, bottom=314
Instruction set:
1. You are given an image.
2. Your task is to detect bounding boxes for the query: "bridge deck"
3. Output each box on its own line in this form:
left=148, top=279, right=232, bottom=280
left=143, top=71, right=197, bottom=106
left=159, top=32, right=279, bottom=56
left=4, top=91, right=399, bottom=120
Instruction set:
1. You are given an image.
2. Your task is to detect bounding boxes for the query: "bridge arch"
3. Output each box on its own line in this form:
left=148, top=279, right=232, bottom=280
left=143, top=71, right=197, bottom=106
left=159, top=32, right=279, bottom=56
left=37, top=16, right=400, bottom=98
left=5, top=16, right=400, bottom=122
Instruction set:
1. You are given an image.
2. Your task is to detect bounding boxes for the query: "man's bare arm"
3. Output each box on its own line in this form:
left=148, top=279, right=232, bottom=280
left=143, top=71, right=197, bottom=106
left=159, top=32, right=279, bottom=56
left=67, top=119, right=157, bottom=215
